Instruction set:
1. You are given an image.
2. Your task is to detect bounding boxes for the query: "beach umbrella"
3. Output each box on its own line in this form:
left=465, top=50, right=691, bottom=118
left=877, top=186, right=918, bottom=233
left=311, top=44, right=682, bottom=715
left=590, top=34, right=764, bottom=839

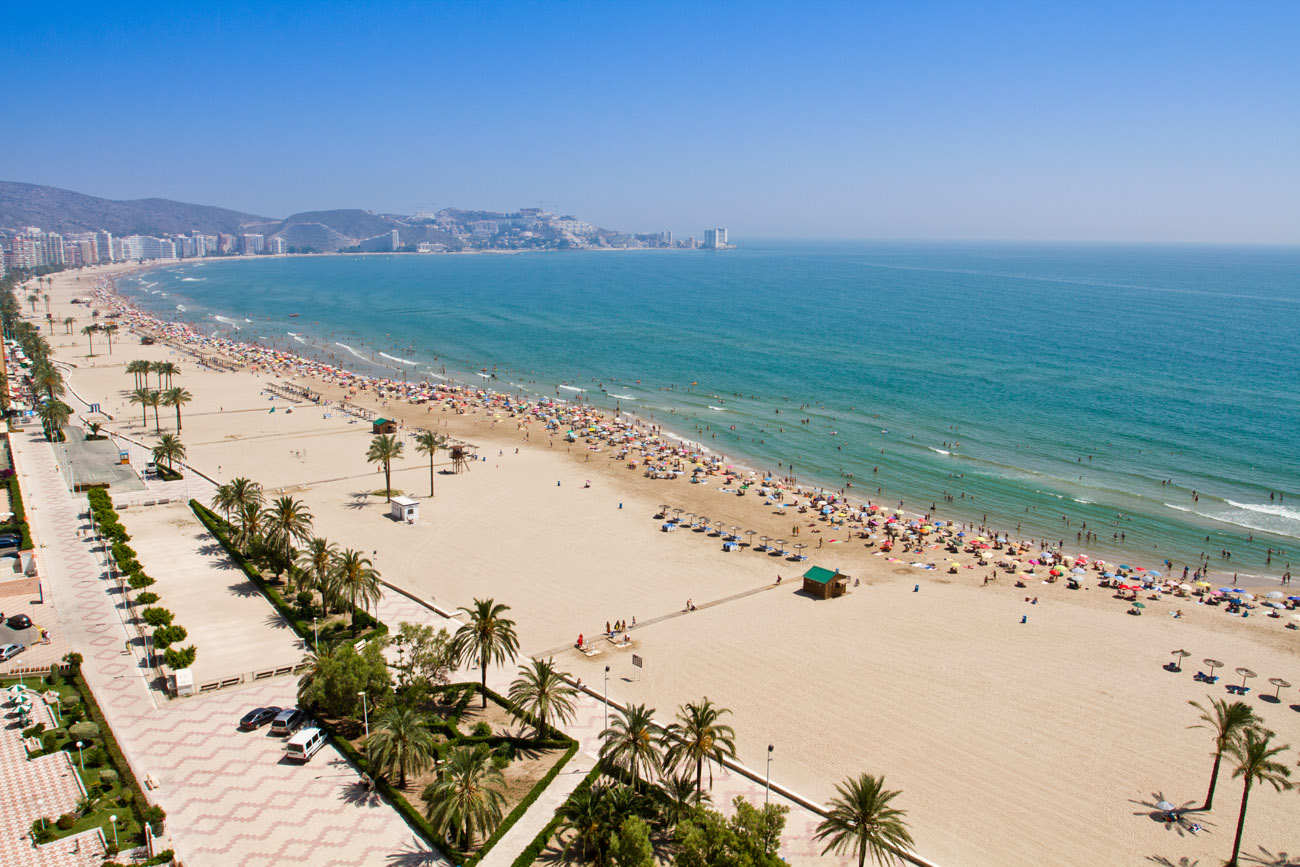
left=1268, top=677, right=1291, bottom=700
left=1156, top=800, right=1175, bottom=813
left=729, top=525, right=741, bottom=540
left=1170, top=649, right=1191, bottom=670
left=1131, top=601, right=1146, bottom=609
left=744, top=530, right=757, bottom=547
left=1266, top=591, right=1285, bottom=599
left=774, top=539, right=788, bottom=555
left=1196, top=581, right=1212, bottom=587
left=1234, top=667, right=1257, bottom=689
left=1071, top=567, right=1086, bottom=575
left=758, top=535, right=772, bottom=551
left=1118, top=564, right=1132, bottom=571
left=1147, top=569, right=1162, bottom=577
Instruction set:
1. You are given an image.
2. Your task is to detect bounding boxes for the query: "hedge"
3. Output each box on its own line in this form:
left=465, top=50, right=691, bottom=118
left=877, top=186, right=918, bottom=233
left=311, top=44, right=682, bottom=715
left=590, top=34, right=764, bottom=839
left=190, top=499, right=387, bottom=646
left=509, top=761, right=606, bottom=867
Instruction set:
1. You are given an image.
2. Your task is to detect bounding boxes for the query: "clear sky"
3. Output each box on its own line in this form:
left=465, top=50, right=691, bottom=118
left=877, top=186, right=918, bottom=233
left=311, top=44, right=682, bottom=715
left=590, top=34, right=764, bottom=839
left=4, top=1, right=1298, bottom=242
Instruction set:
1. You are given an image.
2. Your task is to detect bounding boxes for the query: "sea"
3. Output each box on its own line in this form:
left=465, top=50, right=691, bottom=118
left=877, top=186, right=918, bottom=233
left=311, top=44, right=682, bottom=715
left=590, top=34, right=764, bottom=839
left=120, top=241, right=1300, bottom=582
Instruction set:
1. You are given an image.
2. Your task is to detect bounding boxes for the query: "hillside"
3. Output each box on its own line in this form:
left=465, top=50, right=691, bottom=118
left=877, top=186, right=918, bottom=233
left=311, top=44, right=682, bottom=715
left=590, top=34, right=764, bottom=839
left=0, top=181, right=270, bottom=236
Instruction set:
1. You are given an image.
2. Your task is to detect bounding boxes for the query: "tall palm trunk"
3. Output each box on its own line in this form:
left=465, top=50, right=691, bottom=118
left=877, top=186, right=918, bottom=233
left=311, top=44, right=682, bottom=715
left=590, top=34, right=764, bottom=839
left=697, top=756, right=704, bottom=803
left=384, top=459, right=392, bottom=498
left=1228, top=781, right=1252, bottom=866
left=1204, top=750, right=1222, bottom=810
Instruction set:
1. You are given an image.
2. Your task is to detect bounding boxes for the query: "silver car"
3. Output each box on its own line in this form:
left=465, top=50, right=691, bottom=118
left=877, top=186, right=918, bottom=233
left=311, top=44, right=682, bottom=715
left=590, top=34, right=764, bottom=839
left=0, top=643, right=25, bottom=661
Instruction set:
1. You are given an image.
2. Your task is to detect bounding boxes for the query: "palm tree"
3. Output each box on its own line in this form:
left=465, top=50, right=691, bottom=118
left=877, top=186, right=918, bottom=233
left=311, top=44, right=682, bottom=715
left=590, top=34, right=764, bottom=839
left=508, top=657, right=579, bottom=738
left=659, top=773, right=708, bottom=829
left=151, top=433, right=186, bottom=471
left=81, top=324, right=96, bottom=355
left=162, top=386, right=192, bottom=431
left=367, top=705, right=438, bottom=789
left=210, top=476, right=263, bottom=523
left=27, top=293, right=37, bottom=312
left=421, top=745, right=507, bottom=849
left=332, top=548, right=381, bottom=627
left=662, top=698, right=737, bottom=803
left=145, top=389, right=163, bottom=434
left=814, top=773, right=914, bottom=867
left=233, top=502, right=264, bottom=556
left=1224, top=728, right=1291, bottom=866
left=38, top=400, right=72, bottom=442
left=296, top=644, right=338, bottom=706
left=413, top=430, right=446, bottom=497
left=366, top=434, right=404, bottom=501
left=32, top=362, right=64, bottom=401
left=102, top=323, right=119, bottom=353
left=599, top=703, right=661, bottom=791
left=297, top=537, right=339, bottom=609
left=449, top=598, right=519, bottom=708
left=43, top=292, right=50, bottom=313
left=265, top=496, right=314, bottom=577
left=129, top=387, right=152, bottom=427
left=553, top=782, right=612, bottom=864
left=1189, top=697, right=1260, bottom=811
left=155, top=361, right=179, bottom=387
left=127, top=359, right=150, bottom=389
left=62, top=316, right=73, bottom=334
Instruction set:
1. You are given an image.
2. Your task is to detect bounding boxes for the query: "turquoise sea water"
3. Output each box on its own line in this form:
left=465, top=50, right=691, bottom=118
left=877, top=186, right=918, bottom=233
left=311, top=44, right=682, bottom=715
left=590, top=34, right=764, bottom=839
left=122, top=242, right=1300, bottom=580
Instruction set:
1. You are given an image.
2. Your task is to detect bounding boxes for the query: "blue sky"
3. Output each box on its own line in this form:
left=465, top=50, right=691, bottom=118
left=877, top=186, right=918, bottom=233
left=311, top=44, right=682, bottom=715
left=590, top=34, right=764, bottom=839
left=4, top=1, right=1298, bottom=241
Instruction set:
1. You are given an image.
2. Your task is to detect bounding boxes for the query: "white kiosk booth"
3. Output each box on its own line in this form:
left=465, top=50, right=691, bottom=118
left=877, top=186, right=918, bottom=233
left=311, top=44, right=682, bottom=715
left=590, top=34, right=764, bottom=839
left=390, top=496, right=419, bottom=523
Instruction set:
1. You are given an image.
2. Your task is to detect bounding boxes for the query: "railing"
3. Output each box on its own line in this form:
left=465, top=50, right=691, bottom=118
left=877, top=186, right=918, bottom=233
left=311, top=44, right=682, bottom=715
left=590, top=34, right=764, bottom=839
left=188, top=661, right=310, bottom=695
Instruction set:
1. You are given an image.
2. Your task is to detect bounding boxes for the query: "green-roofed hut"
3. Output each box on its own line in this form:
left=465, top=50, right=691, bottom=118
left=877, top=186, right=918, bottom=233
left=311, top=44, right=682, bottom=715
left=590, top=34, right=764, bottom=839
left=802, top=565, right=849, bottom=599
left=372, top=418, right=398, bottom=435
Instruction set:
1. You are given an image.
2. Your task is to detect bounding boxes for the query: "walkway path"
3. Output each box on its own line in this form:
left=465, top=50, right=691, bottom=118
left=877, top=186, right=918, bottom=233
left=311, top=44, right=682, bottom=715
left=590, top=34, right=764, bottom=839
left=13, top=428, right=442, bottom=867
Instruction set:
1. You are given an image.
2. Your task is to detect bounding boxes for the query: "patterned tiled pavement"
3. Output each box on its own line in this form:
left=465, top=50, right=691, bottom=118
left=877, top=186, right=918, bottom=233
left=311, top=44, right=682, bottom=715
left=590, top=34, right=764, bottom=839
left=0, top=590, right=73, bottom=679
left=0, top=690, right=104, bottom=867
left=13, top=428, right=443, bottom=867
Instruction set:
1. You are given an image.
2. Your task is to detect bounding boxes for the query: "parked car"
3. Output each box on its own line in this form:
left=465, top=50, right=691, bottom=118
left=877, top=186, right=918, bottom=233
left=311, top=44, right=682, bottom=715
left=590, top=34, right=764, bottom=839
left=284, top=727, right=326, bottom=762
left=238, top=706, right=282, bottom=731
left=0, top=643, right=25, bottom=661
left=6, top=613, right=32, bottom=630
left=269, top=708, right=306, bottom=736
left=0, top=534, right=21, bottom=554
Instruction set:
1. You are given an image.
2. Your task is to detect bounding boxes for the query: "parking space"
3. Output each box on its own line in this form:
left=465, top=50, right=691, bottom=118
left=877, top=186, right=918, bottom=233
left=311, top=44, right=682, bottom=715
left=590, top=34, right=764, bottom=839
left=131, top=682, right=441, bottom=867
left=0, top=592, right=73, bottom=677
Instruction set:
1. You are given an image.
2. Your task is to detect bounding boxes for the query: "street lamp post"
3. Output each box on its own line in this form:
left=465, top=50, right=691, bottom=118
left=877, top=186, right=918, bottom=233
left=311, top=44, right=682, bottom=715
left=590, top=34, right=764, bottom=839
left=76, top=740, right=85, bottom=771
left=765, top=744, right=774, bottom=805
left=313, top=617, right=318, bottom=652
left=37, top=799, right=45, bottom=829
left=603, top=665, right=610, bottom=731
left=108, top=814, right=118, bottom=848
left=358, top=691, right=370, bottom=738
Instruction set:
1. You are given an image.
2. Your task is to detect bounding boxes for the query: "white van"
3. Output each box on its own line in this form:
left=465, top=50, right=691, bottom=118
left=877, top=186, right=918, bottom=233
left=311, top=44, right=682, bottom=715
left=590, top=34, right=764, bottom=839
left=285, top=727, right=326, bottom=763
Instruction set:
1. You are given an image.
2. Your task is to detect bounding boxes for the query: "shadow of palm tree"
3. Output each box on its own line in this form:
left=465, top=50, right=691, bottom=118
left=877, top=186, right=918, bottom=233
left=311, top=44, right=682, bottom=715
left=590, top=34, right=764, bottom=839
left=228, top=582, right=261, bottom=598
left=263, top=612, right=291, bottom=631
left=1240, top=848, right=1300, bottom=866
left=1145, top=857, right=1199, bottom=867
left=1129, top=793, right=1201, bottom=836
left=197, top=542, right=228, bottom=558
left=344, top=493, right=373, bottom=512
left=383, top=837, right=444, bottom=867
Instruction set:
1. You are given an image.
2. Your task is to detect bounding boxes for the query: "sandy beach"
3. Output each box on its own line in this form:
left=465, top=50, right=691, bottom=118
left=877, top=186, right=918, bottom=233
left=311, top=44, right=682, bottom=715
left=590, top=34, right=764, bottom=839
left=25, top=262, right=1300, bottom=866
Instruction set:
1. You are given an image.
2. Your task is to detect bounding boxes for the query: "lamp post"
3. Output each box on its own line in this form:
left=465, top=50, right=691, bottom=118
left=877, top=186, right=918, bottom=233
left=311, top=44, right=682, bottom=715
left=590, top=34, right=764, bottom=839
left=765, top=744, right=774, bottom=805
left=108, top=814, right=118, bottom=848
left=603, top=665, right=610, bottom=731
left=37, top=799, right=45, bottom=829
left=358, top=691, right=370, bottom=738
left=76, top=740, right=85, bottom=771
left=313, top=617, right=318, bottom=653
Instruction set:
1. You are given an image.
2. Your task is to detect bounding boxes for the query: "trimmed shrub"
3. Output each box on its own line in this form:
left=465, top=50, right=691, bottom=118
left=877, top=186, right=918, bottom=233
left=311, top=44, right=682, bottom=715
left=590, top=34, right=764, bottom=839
left=22, top=722, right=45, bottom=738
left=151, top=625, right=187, bottom=649
left=163, top=645, right=197, bottom=670
left=68, top=720, right=100, bottom=741
left=127, top=572, right=155, bottom=590
left=41, top=731, right=57, bottom=752
left=140, top=607, right=173, bottom=627
left=83, top=747, right=106, bottom=768
left=56, top=813, right=75, bottom=830
left=133, top=591, right=159, bottom=605
left=471, top=721, right=492, bottom=738
left=100, top=768, right=119, bottom=786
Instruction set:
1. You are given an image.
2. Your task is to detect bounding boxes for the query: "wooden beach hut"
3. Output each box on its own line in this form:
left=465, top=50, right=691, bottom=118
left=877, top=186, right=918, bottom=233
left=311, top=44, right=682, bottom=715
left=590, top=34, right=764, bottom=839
left=802, top=566, right=849, bottom=600
left=372, top=417, right=398, bottom=435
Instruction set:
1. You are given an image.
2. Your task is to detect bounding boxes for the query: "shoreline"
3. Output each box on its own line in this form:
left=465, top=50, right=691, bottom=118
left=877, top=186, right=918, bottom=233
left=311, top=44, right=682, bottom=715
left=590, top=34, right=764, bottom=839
left=26, top=262, right=1300, bottom=866
left=107, top=260, right=1290, bottom=589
